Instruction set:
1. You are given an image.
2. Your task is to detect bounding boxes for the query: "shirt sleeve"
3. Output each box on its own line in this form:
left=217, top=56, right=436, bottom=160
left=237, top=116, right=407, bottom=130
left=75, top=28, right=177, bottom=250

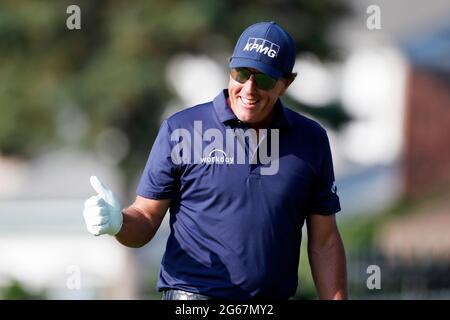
left=136, top=120, right=180, bottom=199
left=308, top=129, right=341, bottom=215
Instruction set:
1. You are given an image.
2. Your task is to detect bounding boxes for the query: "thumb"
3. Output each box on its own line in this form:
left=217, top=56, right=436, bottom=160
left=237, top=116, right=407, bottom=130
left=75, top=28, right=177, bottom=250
left=89, top=175, right=121, bottom=209
left=90, top=175, right=109, bottom=197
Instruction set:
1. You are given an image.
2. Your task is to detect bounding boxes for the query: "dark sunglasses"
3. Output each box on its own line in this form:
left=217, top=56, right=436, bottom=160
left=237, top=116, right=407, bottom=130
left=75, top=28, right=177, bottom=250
left=230, top=68, right=278, bottom=90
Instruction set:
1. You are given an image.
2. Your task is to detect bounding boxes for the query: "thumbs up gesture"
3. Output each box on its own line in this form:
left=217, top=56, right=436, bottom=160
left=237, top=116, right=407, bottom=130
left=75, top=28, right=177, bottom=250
left=83, top=176, right=123, bottom=236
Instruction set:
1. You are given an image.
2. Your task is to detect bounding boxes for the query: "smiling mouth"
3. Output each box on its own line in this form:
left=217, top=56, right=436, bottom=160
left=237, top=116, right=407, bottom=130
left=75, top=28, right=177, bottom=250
left=240, top=96, right=259, bottom=106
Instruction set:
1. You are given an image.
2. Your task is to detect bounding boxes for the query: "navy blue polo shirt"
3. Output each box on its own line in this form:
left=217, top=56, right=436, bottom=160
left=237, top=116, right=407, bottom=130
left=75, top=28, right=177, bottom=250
left=137, top=90, right=340, bottom=299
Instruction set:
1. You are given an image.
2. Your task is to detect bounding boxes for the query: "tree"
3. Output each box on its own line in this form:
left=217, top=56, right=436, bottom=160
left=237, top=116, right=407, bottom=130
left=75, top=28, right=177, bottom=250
left=0, top=0, right=350, bottom=188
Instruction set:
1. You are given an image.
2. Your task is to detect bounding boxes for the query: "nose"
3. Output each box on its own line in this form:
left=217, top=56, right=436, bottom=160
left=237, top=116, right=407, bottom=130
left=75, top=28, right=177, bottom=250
left=242, top=74, right=257, bottom=93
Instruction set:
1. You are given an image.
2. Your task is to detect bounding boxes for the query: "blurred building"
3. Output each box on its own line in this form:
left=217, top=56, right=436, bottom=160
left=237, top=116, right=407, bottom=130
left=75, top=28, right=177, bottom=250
left=403, top=24, right=450, bottom=198
left=377, top=22, right=450, bottom=263
left=328, top=0, right=450, bottom=298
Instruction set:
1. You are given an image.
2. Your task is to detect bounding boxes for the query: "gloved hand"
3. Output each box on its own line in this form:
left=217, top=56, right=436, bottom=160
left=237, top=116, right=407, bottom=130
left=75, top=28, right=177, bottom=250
left=83, top=176, right=123, bottom=236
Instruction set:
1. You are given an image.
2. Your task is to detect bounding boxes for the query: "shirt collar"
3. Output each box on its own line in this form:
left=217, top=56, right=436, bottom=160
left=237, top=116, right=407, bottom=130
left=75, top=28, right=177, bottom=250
left=213, top=90, right=238, bottom=124
left=213, top=89, right=292, bottom=130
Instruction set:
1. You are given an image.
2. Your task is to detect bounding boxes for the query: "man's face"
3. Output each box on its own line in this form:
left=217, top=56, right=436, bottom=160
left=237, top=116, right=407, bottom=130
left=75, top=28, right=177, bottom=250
left=227, top=68, right=292, bottom=128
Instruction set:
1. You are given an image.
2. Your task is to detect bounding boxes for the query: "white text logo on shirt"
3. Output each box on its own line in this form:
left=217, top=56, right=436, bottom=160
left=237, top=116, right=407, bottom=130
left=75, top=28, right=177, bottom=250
left=200, top=149, right=234, bottom=164
left=170, top=121, right=280, bottom=175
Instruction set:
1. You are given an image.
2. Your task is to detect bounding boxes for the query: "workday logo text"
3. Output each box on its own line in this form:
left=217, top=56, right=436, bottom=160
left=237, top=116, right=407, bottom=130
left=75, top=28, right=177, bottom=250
left=243, top=38, right=280, bottom=58
left=201, top=149, right=234, bottom=164
left=170, top=121, right=280, bottom=175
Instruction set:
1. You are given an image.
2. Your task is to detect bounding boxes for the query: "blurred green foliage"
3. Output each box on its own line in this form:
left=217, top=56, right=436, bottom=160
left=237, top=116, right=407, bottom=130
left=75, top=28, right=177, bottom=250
left=1, top=279, right=47, bottom=299
left=0, top=0, right=350, bottom=184
left=339, top=188, right=450, bottom=253
left=295, top=193, right=444, bottom=300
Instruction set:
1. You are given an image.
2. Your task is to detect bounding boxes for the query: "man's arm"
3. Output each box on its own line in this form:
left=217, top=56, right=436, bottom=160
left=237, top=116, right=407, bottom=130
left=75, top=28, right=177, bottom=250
left=306, top=213, right=348, bottom=300
left=115, top=196, right=171, bottom=248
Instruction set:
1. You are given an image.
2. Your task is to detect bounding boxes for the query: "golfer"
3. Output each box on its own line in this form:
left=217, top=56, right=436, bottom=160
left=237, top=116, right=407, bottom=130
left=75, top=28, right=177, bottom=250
left=83, top=21, right=347, bottom=300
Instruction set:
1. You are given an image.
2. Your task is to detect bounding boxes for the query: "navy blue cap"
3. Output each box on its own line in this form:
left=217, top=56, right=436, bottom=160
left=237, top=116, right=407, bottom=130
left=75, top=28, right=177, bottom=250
left=229, top=21, right=296, bottom=80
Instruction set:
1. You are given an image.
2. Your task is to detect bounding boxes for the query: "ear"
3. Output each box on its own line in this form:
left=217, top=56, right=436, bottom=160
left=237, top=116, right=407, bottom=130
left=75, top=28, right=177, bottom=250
left=278, top=78, right=294, bottom=96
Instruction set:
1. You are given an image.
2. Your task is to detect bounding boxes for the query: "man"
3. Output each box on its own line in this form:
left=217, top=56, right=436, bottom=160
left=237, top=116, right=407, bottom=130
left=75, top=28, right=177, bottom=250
left=83, top=21, right=347, bottom=300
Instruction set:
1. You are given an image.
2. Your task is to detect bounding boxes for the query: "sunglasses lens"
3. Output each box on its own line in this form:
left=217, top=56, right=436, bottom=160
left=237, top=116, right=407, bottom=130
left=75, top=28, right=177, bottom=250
left=254, top=74, right=277, bottom=90
left=231, top=68, right=250, bottom=83
left=230, top=68, right=277, bottom=90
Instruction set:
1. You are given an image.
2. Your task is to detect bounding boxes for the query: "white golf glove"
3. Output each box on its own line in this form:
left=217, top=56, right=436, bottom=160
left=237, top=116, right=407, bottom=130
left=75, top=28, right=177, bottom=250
left=83, top=176, right=123, bottom=236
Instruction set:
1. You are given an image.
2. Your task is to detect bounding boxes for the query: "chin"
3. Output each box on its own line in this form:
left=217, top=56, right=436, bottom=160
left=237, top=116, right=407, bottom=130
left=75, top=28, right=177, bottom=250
left=236, top=110, right=256, bottom=122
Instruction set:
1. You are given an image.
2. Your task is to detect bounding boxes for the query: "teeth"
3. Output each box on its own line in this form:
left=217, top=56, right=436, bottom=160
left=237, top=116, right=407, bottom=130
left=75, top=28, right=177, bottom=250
left=241, top=97, right=258, bottom=105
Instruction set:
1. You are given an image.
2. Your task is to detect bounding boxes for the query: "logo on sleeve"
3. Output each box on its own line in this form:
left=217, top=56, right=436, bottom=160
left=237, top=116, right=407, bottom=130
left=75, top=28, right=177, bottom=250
left=243, top=38, right=280, bottom=58
left=331, top=182, right=337, bottom=194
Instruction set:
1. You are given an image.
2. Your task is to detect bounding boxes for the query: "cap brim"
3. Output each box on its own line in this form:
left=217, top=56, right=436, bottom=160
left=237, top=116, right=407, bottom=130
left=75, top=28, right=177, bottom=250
left=229, top=57, right=283, bottom=80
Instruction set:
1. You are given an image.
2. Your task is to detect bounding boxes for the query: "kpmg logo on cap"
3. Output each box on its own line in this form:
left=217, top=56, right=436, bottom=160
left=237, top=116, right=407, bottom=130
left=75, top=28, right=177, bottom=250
left=243, top=37, right=280, bottom=58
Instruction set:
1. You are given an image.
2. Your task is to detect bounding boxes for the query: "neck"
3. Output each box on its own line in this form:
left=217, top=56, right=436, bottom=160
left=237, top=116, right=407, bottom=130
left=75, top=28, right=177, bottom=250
left=248, top=113, right=274, bottom=131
